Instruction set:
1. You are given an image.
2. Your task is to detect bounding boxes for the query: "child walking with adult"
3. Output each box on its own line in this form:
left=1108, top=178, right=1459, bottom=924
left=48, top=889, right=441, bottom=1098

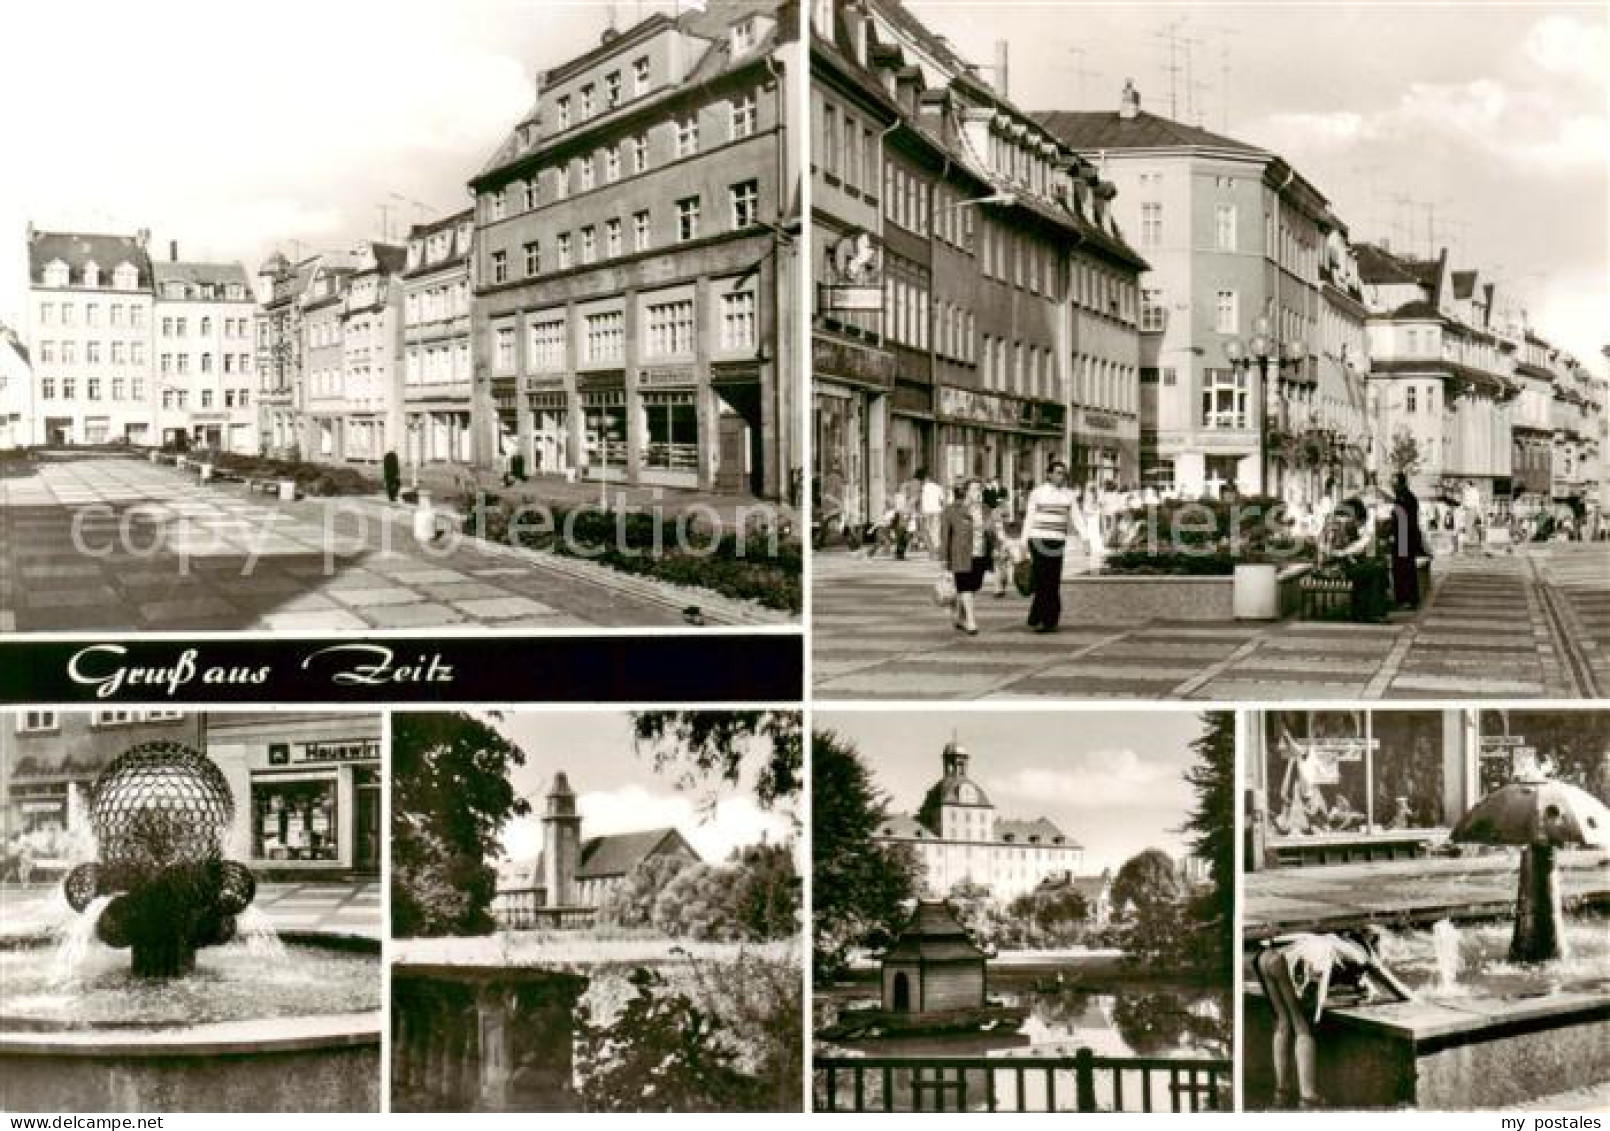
left=939, top=479, right=996, bottom=635
left=1020, top=461, right=1077, bottom=633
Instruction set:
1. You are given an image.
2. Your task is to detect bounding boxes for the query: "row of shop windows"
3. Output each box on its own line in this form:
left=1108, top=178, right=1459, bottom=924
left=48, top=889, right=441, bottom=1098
left=1264, top=710, right=1607, bottom=839
left=525, top=392, right=701, bottom=473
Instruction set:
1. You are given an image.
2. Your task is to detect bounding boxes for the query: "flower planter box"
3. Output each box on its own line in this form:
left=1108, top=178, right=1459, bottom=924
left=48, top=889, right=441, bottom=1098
left=1066, top=564, right=1311, bottom=623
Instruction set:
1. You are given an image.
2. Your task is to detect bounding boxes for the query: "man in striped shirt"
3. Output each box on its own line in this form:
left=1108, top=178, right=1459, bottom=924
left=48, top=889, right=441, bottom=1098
left=1021, top=461, right=1077, bottom=633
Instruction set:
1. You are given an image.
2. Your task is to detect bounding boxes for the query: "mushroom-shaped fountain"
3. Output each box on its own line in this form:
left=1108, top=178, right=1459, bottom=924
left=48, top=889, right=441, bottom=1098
left=61, top=740, right=257, bottom=977
left=1451, top=770, right=1609, bottom=964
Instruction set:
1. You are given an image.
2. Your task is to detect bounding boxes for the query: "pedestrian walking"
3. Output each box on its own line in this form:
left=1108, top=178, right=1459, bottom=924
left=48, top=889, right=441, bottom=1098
left=939, top=479, right=995, bottom=635
left=982, top=476, right=1012, bottom=596
left=1253, top=927, right=1413, bottom=1109
left=1021, top=461, right=1077, bottom=633
left=1389, top=473, right=1429, bottom=609
left=914, top=468, right=946, bottom=555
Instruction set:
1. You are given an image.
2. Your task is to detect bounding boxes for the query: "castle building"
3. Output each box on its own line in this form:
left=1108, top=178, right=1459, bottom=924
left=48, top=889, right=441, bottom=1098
left=874, top=741, right=1085, bottom=901
left=493, top=771, right=702, bottom=928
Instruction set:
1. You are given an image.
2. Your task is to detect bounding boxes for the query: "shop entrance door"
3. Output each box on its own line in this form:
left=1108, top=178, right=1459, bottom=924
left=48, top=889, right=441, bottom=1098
left=354, top=771, right=381, bottom=874
left=717, top=416, right=747, bottom=494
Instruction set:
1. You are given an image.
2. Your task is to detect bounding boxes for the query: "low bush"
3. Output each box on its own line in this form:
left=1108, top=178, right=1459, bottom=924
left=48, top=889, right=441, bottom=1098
left=1102, top=497, right=1312, bottom=576
left=460, top=497, right=802, bottom=612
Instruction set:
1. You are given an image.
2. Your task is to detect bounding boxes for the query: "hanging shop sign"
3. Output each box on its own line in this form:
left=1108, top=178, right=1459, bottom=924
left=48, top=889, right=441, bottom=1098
left=820, top=230, right=883, bottom=313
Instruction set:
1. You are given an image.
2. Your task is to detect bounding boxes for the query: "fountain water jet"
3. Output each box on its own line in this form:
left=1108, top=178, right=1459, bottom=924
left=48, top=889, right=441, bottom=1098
left=1429, top=919, right=1462, bottom=994
left=60, top=742, right=258, bottom=978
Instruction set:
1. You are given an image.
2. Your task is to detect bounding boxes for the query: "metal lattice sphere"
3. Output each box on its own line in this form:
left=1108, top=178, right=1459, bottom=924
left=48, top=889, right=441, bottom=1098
left=90, top=741, right=235, bottom=874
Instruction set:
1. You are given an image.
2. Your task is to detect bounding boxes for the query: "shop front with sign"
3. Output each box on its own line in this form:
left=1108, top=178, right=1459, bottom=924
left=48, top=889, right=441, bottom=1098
left=526, top=386, right=571, bottom=476
left=813, top=335, right=895, bottom=527
left=937, top=384, right=1066, bottom=496
left=638, top=366, right=700, bottom=488
left=580, top=378, right=629, bottom=481
left=208, top=720, right=383, bottom=879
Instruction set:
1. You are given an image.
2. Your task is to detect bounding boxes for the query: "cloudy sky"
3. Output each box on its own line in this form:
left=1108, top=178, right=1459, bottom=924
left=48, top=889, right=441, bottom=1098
left=908, top=0, right=1607, bottom=363
left=486, top=710, right=794, bottom=868
left=815, top=709, right=1217, bottom=872
left=2, top=2, right=1601, bottom=363
left=0, top=0, right=683, bottom=324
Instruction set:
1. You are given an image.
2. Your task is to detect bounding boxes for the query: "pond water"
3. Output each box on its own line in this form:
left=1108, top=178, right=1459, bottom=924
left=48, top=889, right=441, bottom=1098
left=818, top=970, right=1230, bottom=1060
left=0, top=940, right=380, bottom=1030
left=815, top=969, right=1230, bottom=1112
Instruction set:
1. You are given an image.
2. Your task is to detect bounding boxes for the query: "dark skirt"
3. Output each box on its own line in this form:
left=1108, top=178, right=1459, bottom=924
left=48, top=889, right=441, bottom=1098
left=954, top=556, right=989, bottom=594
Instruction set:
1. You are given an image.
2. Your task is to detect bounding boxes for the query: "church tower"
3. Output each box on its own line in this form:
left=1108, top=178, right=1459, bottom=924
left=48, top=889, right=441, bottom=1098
left=542, top=772, right=583, bottom=907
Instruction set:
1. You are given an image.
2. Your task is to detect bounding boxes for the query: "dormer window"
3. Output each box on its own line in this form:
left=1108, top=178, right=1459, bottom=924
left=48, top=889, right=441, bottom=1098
left=43, top=260, right=69, bottom=288
left=632, top=56, right=650, bottom=95
left=556, top=95, right=571, bottom=130
left=82, top=261, right=100, bottom=287
left=732, top=16, right=756, bottom=52
left=113, top=263, right=138, bottom=290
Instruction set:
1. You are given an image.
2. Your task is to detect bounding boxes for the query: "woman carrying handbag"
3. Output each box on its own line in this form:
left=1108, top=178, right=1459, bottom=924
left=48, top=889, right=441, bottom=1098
left=939, top=478, right=994, bottom=635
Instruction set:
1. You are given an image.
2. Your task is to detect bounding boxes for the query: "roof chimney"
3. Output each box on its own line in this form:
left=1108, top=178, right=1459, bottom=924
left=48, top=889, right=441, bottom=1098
left=1119, top=79, right=1140, bottom=119
left=135, top=228, right=150, bottom=249
left=169, top=240, right=178, bottom=263
left=993, top=40, right=1009, bottom=98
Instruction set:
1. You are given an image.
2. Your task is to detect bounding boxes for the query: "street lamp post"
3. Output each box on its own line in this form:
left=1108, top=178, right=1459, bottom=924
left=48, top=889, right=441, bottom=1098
left=1224, top=315, right=1303, bottom=498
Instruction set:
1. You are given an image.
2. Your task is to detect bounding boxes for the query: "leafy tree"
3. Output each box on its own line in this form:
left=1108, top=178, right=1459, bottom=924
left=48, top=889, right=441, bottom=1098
left=599, top=854, right=691, bottom=931
left=945, top=879, right=998, bottom=947
left=575, top=968, right=760, bottom=1112
left=1180, top=712, right=1236, bottom=973
left=811, top=730, right=920, bottom=983
left=653, top=862, right=741, bottom=941
left=1388, top=427, right=1422, bottom=478
left=391, top=712, right=529, bottom=937
left=1111, top=848, right=1191, bottom=970
left=632, top=711, right=802, bottom=813
left=729, top=841, right=800, bottom=942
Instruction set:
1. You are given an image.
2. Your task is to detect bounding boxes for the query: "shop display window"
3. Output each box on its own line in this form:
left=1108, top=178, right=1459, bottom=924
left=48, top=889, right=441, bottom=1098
left=1264, top=710, right=1445, bottom=837
left=642, top=394, right=698, bottom=470
left=583, top=402, right=628, bottom=468
left=1477, top=710, right=1610, bottom=801
left=252, top=778, right=339, bottom=862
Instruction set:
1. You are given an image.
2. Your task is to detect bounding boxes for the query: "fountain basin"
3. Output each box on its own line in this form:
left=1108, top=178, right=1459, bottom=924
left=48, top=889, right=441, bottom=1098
left=0, top=933, right=380, bottom=1112
left=1244, top=983, right=1610, bottom=1109
left=1243, top=918, right=1610, bottom=1109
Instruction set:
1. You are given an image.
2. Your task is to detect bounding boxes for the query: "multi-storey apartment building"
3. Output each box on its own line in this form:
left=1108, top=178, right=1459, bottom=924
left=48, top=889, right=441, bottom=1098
left=401, top=210, right=475, bottom=470
left=811, top=0, right=1144, bottom=520
left=300, top=260, right=354, bottom=461
left=151, top=249, right=256, bottom=452
left=24, top=227, right=155, bottom=447
left=0, top=326, right=34, bottom=449
left=1513, top=331, right=1561, bottom=499
left=1043, top=85, right=1349, bottom=500
left=254, top=251, right=318, bottom=457
left=337, top=243, right=407, bottom=463
left=1357, top=244, right=1518, bottom=500
left=470, top=2, right=799, bottom=497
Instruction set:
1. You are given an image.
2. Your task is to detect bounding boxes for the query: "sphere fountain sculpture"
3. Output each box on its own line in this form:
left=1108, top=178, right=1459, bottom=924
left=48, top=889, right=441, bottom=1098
left=61, top=741, right=257, bottom=977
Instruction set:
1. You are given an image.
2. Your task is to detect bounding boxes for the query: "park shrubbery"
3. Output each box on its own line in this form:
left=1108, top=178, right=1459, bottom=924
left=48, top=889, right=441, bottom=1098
left=575, top=950, right=802, bottom=1112
left=212, top=451, right=378, bottom=497
left=460, top=496, right=802, bottom=612
left=1102, top=497, right=1312, bottom=576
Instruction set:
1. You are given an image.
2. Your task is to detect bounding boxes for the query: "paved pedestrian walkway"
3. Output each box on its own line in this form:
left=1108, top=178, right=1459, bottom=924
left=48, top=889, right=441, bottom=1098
left=812, top=544, right=1605, bottom=700
left=0, top=456, right=773, bottom=631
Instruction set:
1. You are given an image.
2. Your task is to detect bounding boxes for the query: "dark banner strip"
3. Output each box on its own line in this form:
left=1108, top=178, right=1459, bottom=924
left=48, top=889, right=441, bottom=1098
left=0, top=635, right=802, bottom=704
